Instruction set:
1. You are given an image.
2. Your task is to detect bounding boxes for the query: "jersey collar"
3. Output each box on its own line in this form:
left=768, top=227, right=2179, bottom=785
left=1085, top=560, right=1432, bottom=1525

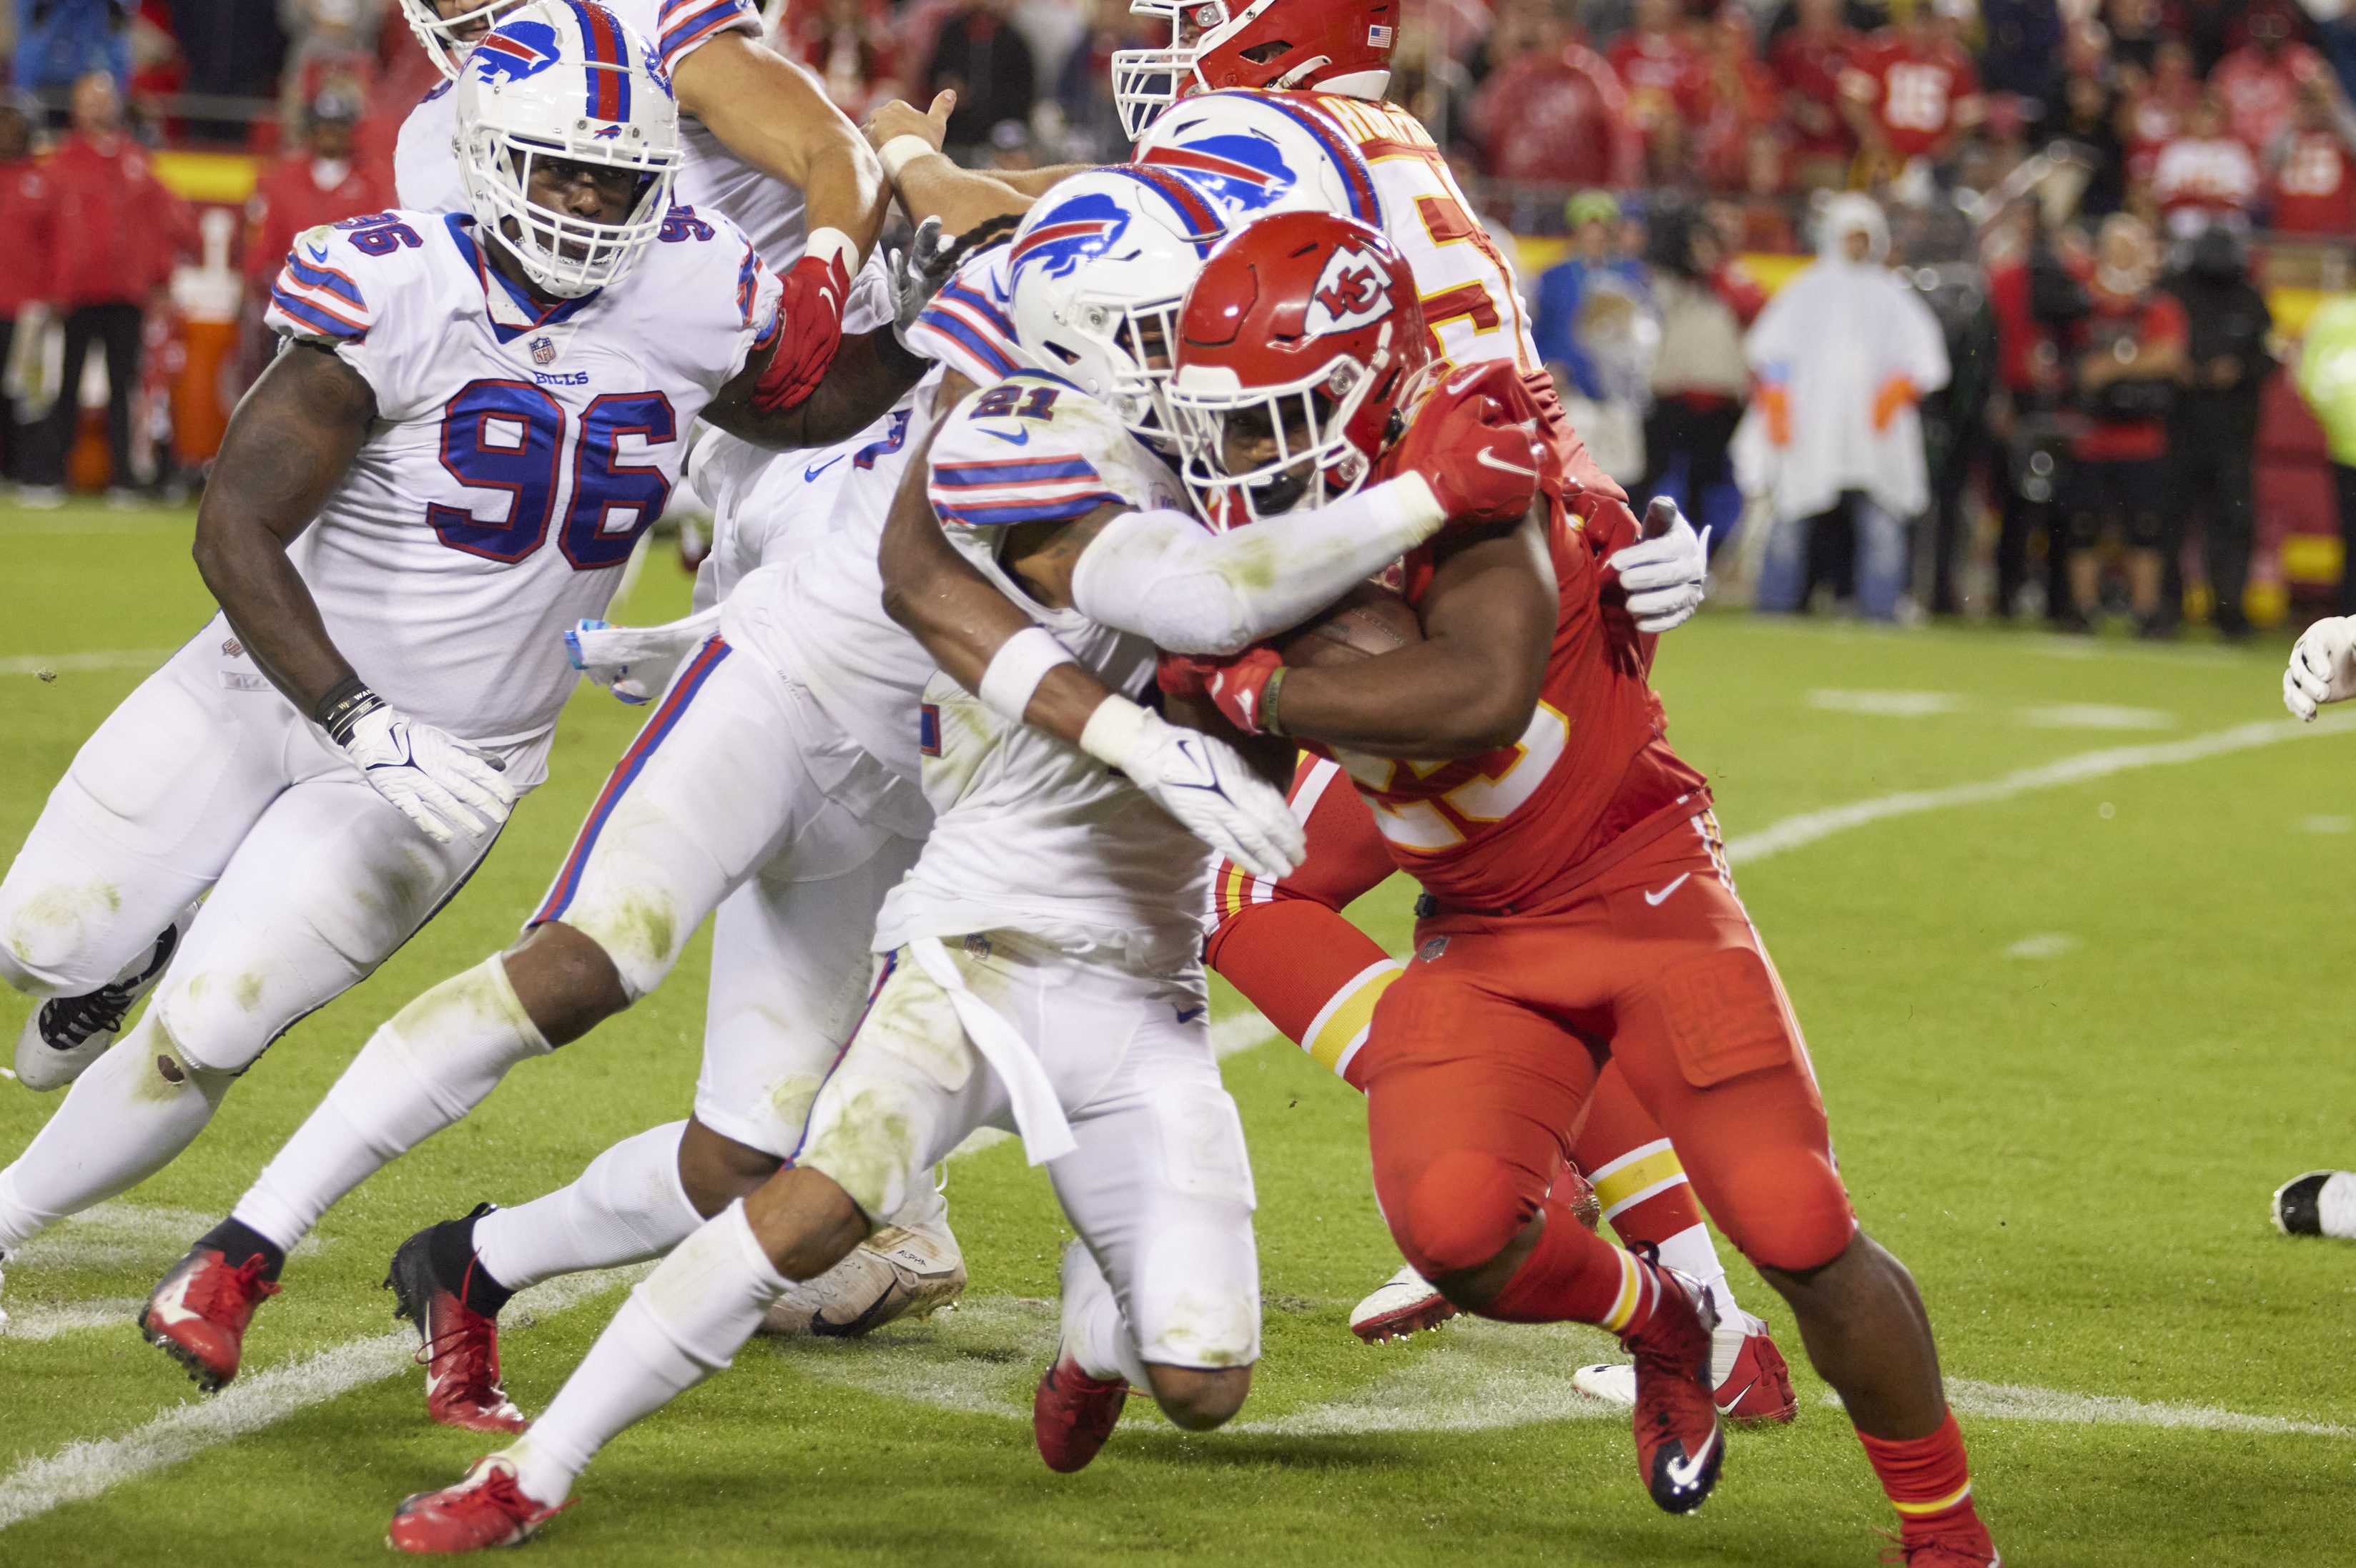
left=443, top=212, right=603, bottom=344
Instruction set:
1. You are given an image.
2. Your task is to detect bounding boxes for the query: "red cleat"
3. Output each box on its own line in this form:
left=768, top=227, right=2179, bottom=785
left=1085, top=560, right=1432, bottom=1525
left=140, top=1246, right=280, bottom=1391
left=385, top=1218, right=526, bottom=1434
left=388, top=1457, right=566, bottom=1554
left=1622, top=1258, right=1725, bottom=1514
left=1349, top=1264, right=1459, bottom=1343
left=1033, top=1353, right=1128, bottom=1473
left=1715, top=1313, right=1800, bottom=1425
left=1880, top=1525, right=2001, bottom=1566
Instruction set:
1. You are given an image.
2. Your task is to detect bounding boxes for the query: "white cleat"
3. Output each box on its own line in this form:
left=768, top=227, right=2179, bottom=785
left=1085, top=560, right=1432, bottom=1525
left=1577, top=1310, right=1800, bottom=1425
left=2274, top=1171, right=2356, bottom=1239
left=14, top=908, right=195, bottom=1092
left=1349, top=1263, right=1459, bottom=1343
left=759, top=1213, right=967, bottom=1337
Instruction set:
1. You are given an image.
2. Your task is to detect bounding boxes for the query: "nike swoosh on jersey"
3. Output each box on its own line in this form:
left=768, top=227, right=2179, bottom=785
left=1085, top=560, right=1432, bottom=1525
left=982, top=428, right=1030, bottom=446
left=1173, top=1005, right=1206, bottom=1024
left=804, top=453, right=843, bottom=481
left=1643, top=872, right=1691, bottom=907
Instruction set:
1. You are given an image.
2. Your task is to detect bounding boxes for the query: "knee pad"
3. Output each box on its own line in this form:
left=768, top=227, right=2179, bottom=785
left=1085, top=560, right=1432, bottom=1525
left=1710, top=1148, right=1855, bottom=1274
left=1391, top=1150, right=1541, bottom=1279
left=157, top=970, right=277, bottom=1076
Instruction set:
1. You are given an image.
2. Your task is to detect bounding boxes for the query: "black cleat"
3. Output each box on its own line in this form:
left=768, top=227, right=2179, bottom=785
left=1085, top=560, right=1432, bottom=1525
left=2273, top=1171, right=2356, bottom=1238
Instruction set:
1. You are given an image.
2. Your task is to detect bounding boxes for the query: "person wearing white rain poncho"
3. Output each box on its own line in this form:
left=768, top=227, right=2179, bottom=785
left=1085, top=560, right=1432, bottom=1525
left=1733, top=192, right=1950, bottom=621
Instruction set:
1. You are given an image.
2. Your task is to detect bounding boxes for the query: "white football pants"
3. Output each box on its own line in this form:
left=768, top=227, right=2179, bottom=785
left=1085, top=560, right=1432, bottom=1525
left=800, top=935, right=1261, bottom=1371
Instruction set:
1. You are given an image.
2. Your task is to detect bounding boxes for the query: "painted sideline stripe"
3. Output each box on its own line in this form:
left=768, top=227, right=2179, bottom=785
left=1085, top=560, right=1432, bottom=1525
left=0, top=650, right=174, bottom=678
left=1726, top=713, right=2356, bottom=867
left=0, top=1264, right=646, bottom=1532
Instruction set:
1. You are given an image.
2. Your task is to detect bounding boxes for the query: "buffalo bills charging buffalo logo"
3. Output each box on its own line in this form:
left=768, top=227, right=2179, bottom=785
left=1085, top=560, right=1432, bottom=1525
left=468, top=19, right=563, bottom=86
left=1139, top=129, right=1301, bottom=216
left=1304, top=245, right=1391, bottom=334
left=1009, top=192, right=1133, bottom=284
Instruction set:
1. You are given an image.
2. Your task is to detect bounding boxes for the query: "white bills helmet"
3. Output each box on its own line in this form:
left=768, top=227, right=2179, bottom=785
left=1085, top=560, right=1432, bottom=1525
left=399, top=0, right=533, bottom=81
left=1006, top=166, right=1230, bottom=440
left=455, top=1, right=682, bottom=297
left=1128, top=89, right=1384, bottom=235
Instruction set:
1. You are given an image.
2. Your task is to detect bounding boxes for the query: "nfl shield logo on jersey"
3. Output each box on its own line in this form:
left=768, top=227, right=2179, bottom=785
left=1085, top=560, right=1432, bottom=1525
left=530, top=336, right=557, bottom=366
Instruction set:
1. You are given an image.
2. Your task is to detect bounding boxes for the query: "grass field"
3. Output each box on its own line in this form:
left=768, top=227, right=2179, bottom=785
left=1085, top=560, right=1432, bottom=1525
left=4, top=494, right=2356, bottom=1567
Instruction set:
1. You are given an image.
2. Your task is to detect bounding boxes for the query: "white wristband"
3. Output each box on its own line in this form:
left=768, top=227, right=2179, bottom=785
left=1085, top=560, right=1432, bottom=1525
left=1078, top=694, right=1150, bottom=771
left=976, top=626, right=1079, bottom=724
left=802, top=225, right=859, bottom=275
left=878, top=135, right=940, bottom=184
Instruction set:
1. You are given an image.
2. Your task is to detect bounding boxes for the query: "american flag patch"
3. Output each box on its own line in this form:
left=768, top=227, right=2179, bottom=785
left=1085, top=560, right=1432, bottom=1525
left=919, top=702, right=942, bottom=757
left=1368, top=24, right=1394, bottom=46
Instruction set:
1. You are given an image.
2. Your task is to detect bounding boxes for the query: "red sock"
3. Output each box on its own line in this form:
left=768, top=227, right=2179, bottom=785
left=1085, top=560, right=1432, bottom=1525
left=1858, top=1411, right=1992, bottom=1548
left=1480, top=1200, right=1651, bottom=1328
left=1203, top=897, right=1399, bottom=1086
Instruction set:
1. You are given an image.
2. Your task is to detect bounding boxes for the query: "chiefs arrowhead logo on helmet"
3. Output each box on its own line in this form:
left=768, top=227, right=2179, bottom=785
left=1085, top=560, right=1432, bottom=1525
left=1304, top=245, right=1391, bottom=335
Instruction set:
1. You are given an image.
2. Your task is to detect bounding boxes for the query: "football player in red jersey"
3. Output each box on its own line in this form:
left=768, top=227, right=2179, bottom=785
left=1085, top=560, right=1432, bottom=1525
left=1158, top=213, right=1997, bottom=1566
left=1839, top=0, right=1981, bottom=179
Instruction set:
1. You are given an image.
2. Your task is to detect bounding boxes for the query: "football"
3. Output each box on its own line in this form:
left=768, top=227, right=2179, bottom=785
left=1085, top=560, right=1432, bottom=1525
left=1274, top=581, right=1424, bottom=667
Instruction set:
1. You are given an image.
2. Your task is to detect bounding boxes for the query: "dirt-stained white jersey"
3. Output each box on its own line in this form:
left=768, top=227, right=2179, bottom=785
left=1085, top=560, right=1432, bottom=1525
left=264, top=206, right=779, bottom=754
left=870, top=371, right=1208, bottom=971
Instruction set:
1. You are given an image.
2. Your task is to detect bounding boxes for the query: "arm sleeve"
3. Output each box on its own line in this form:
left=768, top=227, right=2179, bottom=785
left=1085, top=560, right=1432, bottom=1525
left=1068, top=477, right=1449, bottom=656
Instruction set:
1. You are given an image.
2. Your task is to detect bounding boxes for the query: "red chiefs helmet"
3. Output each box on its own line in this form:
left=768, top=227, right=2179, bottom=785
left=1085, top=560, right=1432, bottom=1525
left=1166, top=210, right=1431, bottom=527
left=1112, top=0, right=1399, bottom=142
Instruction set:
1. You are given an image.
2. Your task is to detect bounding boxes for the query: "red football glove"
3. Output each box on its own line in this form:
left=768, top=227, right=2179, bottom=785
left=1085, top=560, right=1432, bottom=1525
left=752, top=230, right=857, bottom=414
left=1156, top=645, right=1284, bottom=736
left=1377, top=362, right=1546, bottom=527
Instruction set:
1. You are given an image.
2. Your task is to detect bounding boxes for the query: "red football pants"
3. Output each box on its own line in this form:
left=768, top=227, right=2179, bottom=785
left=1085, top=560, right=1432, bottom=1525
left=1361, top=812, right=1856, bottom=1279
left=1203, top=757, right=1710, bottom=1248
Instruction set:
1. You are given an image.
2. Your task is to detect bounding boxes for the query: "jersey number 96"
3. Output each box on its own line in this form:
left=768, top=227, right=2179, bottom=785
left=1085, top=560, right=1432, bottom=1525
left=430, top=380, right=676, bottom=571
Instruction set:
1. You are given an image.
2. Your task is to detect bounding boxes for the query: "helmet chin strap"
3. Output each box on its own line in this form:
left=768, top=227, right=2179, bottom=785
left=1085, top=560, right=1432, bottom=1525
left=1271, top=54, right=1334, bottom=89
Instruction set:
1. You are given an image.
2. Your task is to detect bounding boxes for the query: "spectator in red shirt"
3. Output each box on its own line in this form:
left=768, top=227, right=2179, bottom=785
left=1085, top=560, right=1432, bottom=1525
left=26, top=72, right=188, bottom=504
left=2212, top=1, right=2332, bottom=153
left=1606, top=0, right=1701, bottom=178
left=1688, top=6, right=1780, bottom=192
left=2064, top=214, right=2189, bottom=633
left=2122, top=39, right=2202, bottom=187
left=1840, top=0, right=1983, bottom=180
left=0, top=97, right=54, bottom=488
left=2153, top=90, right=2259, bottom=235
left=242, top=87, right=390, bottom=291
left=790, top=0, right=905, bottom=120
left=1467, top=8, right=1642, bottom=187
left=1770, top=0, right=1860, bottom=191
left=2268, top=69, right=2356, bottom=234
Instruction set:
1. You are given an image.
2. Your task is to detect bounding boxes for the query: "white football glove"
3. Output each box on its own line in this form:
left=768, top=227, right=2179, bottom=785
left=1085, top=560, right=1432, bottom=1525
left=566, top=608, right=721, bottom=706
left=1605, top=498, right=1712, bottom=634
left=340, top=704, right=514, bottom=844
left=1085, top=700, right=1305, bottom=880
left=2284, top=616, right=2356, bottom=721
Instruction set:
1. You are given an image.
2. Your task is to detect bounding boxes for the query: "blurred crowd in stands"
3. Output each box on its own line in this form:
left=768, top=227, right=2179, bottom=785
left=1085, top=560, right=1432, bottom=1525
left=6, top=0, right=2356, bottom=630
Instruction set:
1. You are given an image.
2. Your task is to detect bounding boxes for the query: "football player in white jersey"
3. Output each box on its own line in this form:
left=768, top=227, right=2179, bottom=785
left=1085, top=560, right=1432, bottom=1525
left=852, top=6, right=1797, bottom=1419
left=371, top=174, right=1547, bottom=1552
left=0, top=4, right=914, bottom=1345
left=395, top=0, right=892, bottom=409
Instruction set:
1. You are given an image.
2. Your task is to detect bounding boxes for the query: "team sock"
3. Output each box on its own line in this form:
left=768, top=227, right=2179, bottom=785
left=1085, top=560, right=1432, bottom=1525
left=1653, top=1222, right=1739, bottom=1333
left=507, top=1200, right=786, bottom=1507
left=1858, top=1410, right=1992, bottom=1549
left=0, top=1011, right=230, bottom=1251
left=1065, top=1248, right=1152, bottom=1389
left=1201, top=897, right=1399, bottom=1085
left=1477, top=1199, right=1644, bottom=1328
left=231, top=956, right=549, bottom=1253
left=196, top=1217, right=287, bottom=1282
left=472, top=1120, right=699, bottom=1294
left=426, top=1206, right=513, bottom=1317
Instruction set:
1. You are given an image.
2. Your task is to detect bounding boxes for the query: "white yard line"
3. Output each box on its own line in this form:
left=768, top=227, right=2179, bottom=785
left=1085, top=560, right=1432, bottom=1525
left=1725, top=712, right=2356, bottom=867
left=0, top=1265, right=646, bottom=1532
left=0, top=650, right=174, bottom=678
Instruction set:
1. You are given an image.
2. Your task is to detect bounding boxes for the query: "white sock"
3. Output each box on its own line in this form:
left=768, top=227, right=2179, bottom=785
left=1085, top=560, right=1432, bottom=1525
left=508, top=1200, right=787, bottom=1506
left=1655, top=1221, right=1740, bottom=1326
left=1066, top=1248, right=1151, bottom=1389
left=473, top=1121, right=699, bottom=1293
left=0, top=1013, right=230, bottom=1251
left=231, top=956, right=549, bottom=1253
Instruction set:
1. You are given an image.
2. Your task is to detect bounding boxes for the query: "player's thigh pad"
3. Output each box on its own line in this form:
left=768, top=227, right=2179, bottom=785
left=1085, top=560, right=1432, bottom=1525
left=0, top=629, right=292, bottom=994
left=531, top=644, right=843, bottom=1000
left=157, top=766, right=496, bottom=1075
left=1053, top=1004, right=1261, bottom=1371
left=795, top=950, right=1009, bottom=1224
left=1361, top=955, right=1600, bottom=1278
left=693, top=828, right=924, bottom=1160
